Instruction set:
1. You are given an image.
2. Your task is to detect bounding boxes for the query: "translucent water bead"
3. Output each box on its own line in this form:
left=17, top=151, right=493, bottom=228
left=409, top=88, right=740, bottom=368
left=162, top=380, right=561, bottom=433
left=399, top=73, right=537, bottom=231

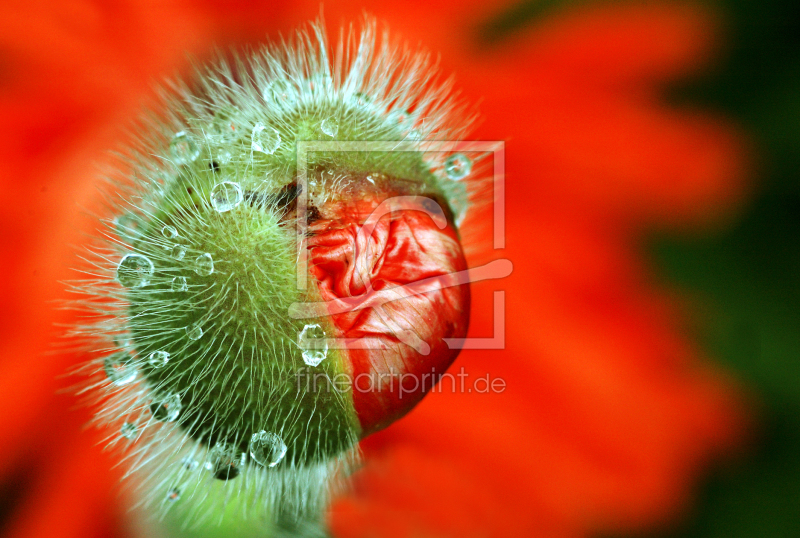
left=181, top=457, right=199, bottom=471
left=353, top=92, right=371, bottom=107
left=251, top=122, right=281, bottom=155
left=249, top=431, right=287, bottom=468
left=264, top=79, right=297, bottom=105
left=194, top=253, right=214, bottom=276
left=321, top=117, right=339, bottom=137
left=150, top=392, right=181, bottom=422
left=171, top=276, right=188, bottom=292
left=103, top=352, right=137, bottom=385
left=162, top=225, right=178, bottom=239
left=112, top=333, right=133, bottom=350
left=166, top=488, right=181, bottom=503
left=170, top=131, right=201, bottom=165
left=207, top=107, right=239, bottom=143
left=208, top=443, right=242, bottom=480
left=405, top=128, right=422, bottom=141
left=186, top=323, right=203, bottom=341
left=299, top=323, right=328, bottom=366
left=210, top=181, right=243, bottom=212
left=148, top=350, right=170, bottom=368
left=114, top=213, right=142, bottom=242
left=171, top=244, right=187, bottom=260
left=444, top=153, right=472, bottom=180
left=121, top=422, right=137, bottom=439
left=116, top=254, right=154, bottom=288
left=216, top=148, right=233, bottom=164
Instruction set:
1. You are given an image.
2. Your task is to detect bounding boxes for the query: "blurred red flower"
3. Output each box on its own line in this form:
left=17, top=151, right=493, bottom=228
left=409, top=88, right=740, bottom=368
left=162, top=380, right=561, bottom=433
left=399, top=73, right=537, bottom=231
left=0, top=1, right=749, bottom=538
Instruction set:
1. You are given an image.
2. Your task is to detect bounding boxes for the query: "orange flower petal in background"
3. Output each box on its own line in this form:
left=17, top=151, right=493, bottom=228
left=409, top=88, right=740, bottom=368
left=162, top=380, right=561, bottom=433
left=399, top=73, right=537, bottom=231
left=0, top=2, right=750, bottom=538
left=0, top=3, right=295, bottom=537
left=325, top=3, right=750, bottom=538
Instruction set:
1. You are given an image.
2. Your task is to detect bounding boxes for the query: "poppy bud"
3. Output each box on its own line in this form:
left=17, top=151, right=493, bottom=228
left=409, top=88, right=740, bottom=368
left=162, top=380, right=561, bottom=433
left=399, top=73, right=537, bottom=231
left=71, top=19, right=478, bottom=524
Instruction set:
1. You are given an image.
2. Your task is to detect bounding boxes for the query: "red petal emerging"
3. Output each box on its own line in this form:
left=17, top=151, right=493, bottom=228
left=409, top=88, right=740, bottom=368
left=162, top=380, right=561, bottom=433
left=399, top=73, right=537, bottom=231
left=309, top=185, right=470, bottom=435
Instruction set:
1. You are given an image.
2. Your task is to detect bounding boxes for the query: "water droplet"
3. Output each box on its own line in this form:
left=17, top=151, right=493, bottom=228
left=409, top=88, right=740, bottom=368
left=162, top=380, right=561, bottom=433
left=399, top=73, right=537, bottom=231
left=113, top=333, right=133, bottom=350
left=251, top=122, right=281, bottom=155
left=103, top=352, right=137, bottom=385
left=116, top=254, right=154, bottom=288
left=207, top=107, right=239, bottom=143
left=210, top=181, right=243, bottom=213
left=181, top=457, right=199, bottom=471
left=171, top=244, right=187, bottom=260
left=304, top=73, right=333, bottom=94
left=321, top=117, right=339, bottom=137
left=353, top=92, right=371, bottom=107
left=208, top=443, right=241, bottom=480
left=249, top=431, right=287, bottom=468
left=299, top=323, right=328, bottom=366
left=171, top=276, right=188, bottom=292
left=186, top=323, right=203, bottom=341
left=264, top=79, right=297, bottom=104
left=166, top=487, right=181, bottom=502
left=150, top=392, right=181, bottom=422
left=194, top=253, right=214, bottom=276
left=114, top=213, right=143, bottom=242
left=148, top=350, right=170, bottom=368
left=170, top=131, right=201, bottom=165
left=162, top=225, right=178, bottom=239
left=121, top=422, right=137, bottom=439
left=406, top=128, right=422, bottom=141
left=394, top=110, right=411, bottom=125
left=444, top=153, right=472, bottom=180
left=217, top=148, right=233, bottom=164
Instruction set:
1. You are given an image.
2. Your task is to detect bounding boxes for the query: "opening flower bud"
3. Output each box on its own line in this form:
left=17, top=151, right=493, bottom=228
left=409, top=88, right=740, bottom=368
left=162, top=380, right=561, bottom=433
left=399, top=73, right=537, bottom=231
left=71, top=19, right=479, bottom=523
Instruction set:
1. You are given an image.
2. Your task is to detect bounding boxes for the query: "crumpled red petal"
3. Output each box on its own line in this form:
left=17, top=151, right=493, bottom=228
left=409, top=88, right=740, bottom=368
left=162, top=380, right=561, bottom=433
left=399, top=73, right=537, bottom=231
left=309, top=191, right=470, bottom=434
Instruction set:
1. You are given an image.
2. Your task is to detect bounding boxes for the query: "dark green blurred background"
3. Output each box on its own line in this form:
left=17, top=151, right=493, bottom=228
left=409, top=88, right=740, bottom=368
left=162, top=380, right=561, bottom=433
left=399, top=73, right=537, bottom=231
left=647, top=0, right=800, bottom=533
left=486, top=0, right=800, bottom=536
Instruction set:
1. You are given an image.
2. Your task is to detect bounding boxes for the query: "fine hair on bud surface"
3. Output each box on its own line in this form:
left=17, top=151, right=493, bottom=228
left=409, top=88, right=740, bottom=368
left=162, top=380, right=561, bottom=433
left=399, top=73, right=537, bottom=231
left=65, top=16, right=482, bottom=528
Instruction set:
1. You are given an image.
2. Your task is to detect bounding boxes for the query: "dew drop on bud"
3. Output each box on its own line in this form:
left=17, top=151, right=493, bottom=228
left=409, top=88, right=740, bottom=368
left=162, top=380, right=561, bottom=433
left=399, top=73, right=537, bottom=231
left=171, top=244, right=187, bottom=260
left=114, top=213, right=143, bottom=242
left=161, top=226, right=178, bottom=239
left=394, top=110, right=411, bottom=124
left=208, top=443, right=242, bottom=480
left=170, top=131, right=201, bottom=165
left=321, top=117, right=339, bottom=137
left=116, top=254, right=154, bottom=288
left=121, top=422, right=137, bottom=439
left=217, top=148, right=233, bottom=164
left=171, top=276, right=188, bottom=292
left=353, top=92, right=371, bottom=107
left=207, top=107, right=239, bottom=143
left=167, top=487, right=181, bottom=502
left=194, top=253, right=214, bottom=276
left=161, top=225, right=178, bottom=239
left=407, top=128, right=424, bottom=141
left=249, top=430, right=287, bottom=467
left=299, top=323, right=328, bottom=366
left=181, top=457, right=199, bottom=471
left=150, top=392, right=181, bottom=422
left=186, top=323, right=203, bottom=341
left=104, top=352, right=137, bottom=385
left=210, top=181, right=243, bottom=213
left=148, top=350, right=170, bottom=368
left=444, top=153, right=472, bottom=180
left=251, top=122, right=281, bottom=155
left=264, top=79, right=296, bottom=104
left=113, top=333, right=133, bottom=350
